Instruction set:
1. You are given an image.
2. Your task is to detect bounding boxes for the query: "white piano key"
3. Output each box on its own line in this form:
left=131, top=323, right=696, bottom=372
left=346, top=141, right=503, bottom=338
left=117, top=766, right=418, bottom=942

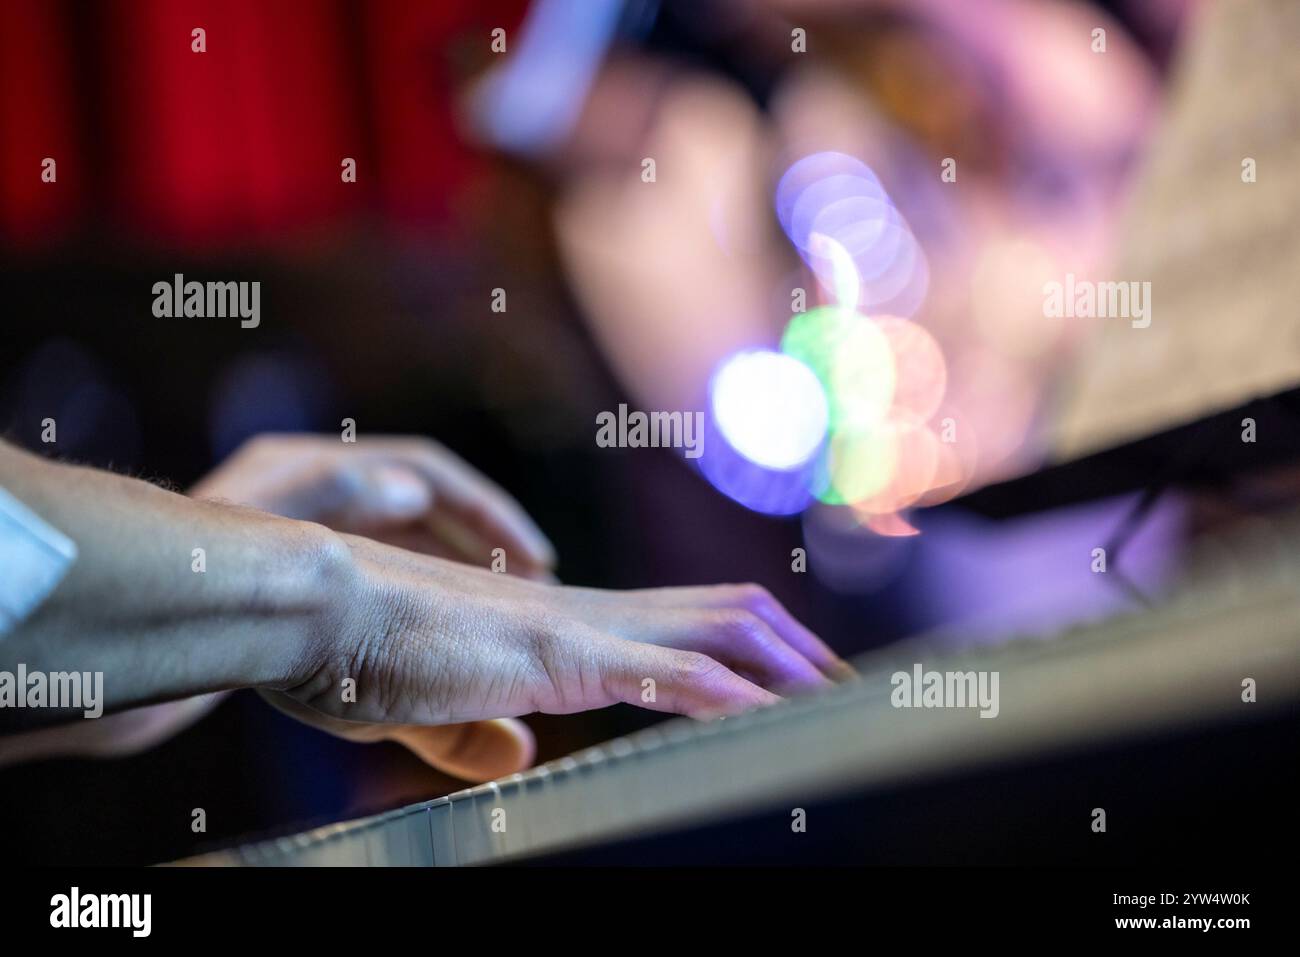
left=661, top=717, right=697, bottom=747
left=293, top=825, right=347, bottom=865
left=448, top=788, right=490, bottom=865
left=235, top=840, right=274, bottom=867
left=428, top=798, right=456, bottom=866
left=364, top=810, right=407, bottom=866
left=357, top=821, right=381, bottom=865
left=618, top=726, right=703, bottom=835
left=265, top=836, right=301, bottom=866
left=270, top=831, right=315, bottom=868
left=595, top=736, right=643, bottom=820
left=515, top=765, right=553, bottom=857
left=331, top=821, right=377, bottom=866
left=539, top=756, right=586, bottom=849
left=472, top=782, right=511, bottom=862
left=404, top=804, right=435, bottom=866
left=494, top=774, right=529, bottom=860
left=606, top=735, right=636, bottom=762
left=619, top=726, right=674, bottom=820
left=654, top=717, right=745, bottom=819
left=570, top=746, right=622, bottom=840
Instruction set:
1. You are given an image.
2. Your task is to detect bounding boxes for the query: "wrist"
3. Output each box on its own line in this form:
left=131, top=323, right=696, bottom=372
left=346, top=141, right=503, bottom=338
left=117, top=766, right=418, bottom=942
left=274, top=532, right=421, bottom=723
left=257, top=519, right=362, bottom=693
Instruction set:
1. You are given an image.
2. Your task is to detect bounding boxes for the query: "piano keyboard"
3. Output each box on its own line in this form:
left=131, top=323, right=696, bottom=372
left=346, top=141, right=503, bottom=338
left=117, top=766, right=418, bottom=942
left=178, top=513, right=1300, bottom=866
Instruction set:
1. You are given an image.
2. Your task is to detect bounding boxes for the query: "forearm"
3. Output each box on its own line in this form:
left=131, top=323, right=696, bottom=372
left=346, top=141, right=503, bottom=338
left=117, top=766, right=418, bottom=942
left=0, top=440, right=345, bottom=728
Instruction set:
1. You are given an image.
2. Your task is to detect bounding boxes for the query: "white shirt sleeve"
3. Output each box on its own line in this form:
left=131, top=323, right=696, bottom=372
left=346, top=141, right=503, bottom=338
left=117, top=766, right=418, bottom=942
left=0, top=486, right=77, bottom=637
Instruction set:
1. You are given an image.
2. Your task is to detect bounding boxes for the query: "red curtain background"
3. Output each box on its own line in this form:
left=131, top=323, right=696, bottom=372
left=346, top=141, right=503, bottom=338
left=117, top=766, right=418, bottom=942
left=0, top=0, right=527, bottom=247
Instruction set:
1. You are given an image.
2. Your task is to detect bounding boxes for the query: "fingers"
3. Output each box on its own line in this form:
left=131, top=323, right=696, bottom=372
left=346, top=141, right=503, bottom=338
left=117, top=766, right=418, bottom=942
left=385, top=718, right=536, bottom=781
left=336, top=464, right=434, bottom=525
left=236, top=458, right=433, bottom=526
left=0, top=693, right=227, bottom=768
left=203, top=434, right=556, bottom=572
left=623, top=583, right=853, bottom=681
left=731, top=585, right=855, bottom=681
left=599, top=642, right=781, bottom=721
left=421, top=507, right=519, bottom=572
left=306, top=450, right=557, bottom=577
left=426, top=478, right=555, bottom=573
left=261, top=688, right=536, bottom=783
left=370, top=440, right=556, bottom=570
left=641, top=609, right=832, bottom=695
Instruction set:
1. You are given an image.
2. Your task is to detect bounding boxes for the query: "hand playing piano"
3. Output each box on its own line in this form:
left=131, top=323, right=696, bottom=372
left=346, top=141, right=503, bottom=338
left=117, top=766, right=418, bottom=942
left=0, top=434, right=846, bottom=785
left=262, top=535, right=848, bottom=778
left=3, top=433, right=556, bottom=774
left=201, top=436, right=846, bottom=781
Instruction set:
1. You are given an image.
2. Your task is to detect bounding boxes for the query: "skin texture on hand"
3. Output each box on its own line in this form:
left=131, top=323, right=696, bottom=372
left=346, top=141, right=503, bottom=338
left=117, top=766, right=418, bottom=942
left=0, top=436, right=847, bottom=780
left=287, top=536, right=846, bottom=726
left=1, top=434, right=557, bottom=776
left=204, top=437, right=847, bottom=781
left=199, top=435, right=563, bottom=779
left=266, top=536, right=848, bottom=780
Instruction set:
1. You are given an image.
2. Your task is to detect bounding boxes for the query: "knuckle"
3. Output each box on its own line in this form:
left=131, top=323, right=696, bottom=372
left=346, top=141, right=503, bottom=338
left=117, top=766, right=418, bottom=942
left=672, top=650, right=724, bottom=684
left=713, top=607, right=766, bottom=642
left=735, top=583, right=777, bottom=612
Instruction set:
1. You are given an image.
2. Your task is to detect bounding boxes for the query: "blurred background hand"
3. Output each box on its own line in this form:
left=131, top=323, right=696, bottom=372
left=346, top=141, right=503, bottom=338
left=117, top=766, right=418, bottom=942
left=190, top=433, right=556, bottom=578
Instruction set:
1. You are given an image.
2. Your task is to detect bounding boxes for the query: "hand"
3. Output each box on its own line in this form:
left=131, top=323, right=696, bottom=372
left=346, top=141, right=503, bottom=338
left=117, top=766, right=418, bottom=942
left=204, top=434, right=561, bottom=779
left=273, top=535, right=849, bottom=734
left=4, top=434, right=848, bottom=786
left=203, top=434, right=563, bottom=781
left=0, top=694, right=225, bottom=770
left=191, top=433, right=556, bottom=578
left=2, top=432, right=560, bottom=779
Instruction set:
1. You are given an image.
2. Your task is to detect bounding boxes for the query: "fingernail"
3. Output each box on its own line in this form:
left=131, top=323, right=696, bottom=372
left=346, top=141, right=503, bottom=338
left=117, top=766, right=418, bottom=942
left=529, top=532, right=557, bottom=566
left=831, top=659, right=858, bottom=682
left=374, top=467, right=430, bottom=514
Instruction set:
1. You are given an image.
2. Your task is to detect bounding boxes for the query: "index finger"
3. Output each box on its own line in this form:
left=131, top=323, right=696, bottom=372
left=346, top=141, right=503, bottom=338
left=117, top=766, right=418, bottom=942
left=370, top=438, right=557, bottom=569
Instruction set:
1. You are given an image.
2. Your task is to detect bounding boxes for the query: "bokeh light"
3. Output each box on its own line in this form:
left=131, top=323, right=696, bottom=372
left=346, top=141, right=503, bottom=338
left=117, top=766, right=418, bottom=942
left=777, top=150, right=929, bottom=318
left=873, top=316, right=947, bottom=423
left=732, top=150, right=963, bottom=534
left=710, top=350, right=829, bottom=470
left=820, top=427, right=897, bottom=505
left=850, top=417, right=941, bottom=517
left=775, top=152, right=882, bottom=243
left=781, top=306, right=896, bottom=435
